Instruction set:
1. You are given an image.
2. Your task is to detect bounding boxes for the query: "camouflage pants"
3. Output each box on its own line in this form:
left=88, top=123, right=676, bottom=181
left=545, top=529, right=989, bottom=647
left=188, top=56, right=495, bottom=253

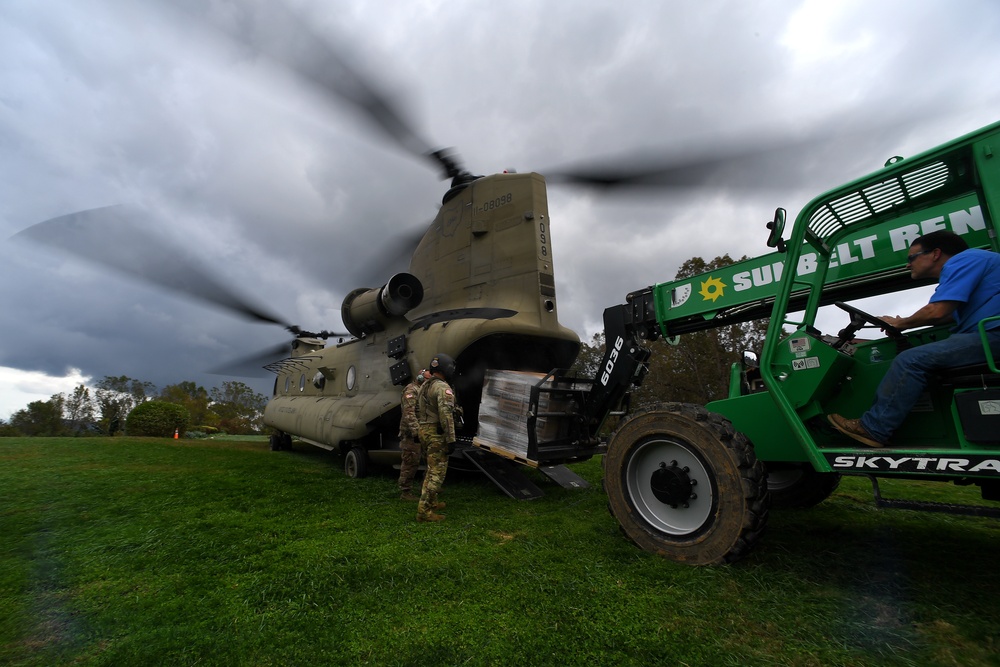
left=398, top=434, right=421, bottom=492
left=417, top=426, right=449, bottom=518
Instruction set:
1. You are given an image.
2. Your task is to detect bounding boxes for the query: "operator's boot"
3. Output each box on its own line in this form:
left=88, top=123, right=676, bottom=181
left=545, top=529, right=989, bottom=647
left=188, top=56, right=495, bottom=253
left=432, top=501, right=446, bottom=510
left=400, top=491, right=419, bottom=502
left=828, top=414, right=885, bottom=448
left=416, top=512, right=446, bottom=523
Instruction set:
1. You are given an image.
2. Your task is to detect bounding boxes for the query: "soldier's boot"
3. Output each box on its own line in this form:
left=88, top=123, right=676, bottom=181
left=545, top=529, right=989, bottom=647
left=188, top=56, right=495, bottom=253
left=400, top=491, right=419, bottom=501
left=432, top=501, right=446, bottom=510
left=416, top=512, right=446, bottom=523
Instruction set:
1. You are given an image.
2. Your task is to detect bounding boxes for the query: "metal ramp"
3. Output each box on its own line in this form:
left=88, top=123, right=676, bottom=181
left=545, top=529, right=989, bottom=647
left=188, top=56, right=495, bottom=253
left=538, top=464, right=591, bottom=490
left=460, top=448, right=544, bottom=500
left=468, top=436, right=592, bottom=495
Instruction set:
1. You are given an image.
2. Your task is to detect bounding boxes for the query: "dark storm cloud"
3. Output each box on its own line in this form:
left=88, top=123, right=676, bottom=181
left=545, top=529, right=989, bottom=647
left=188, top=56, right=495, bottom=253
left=1, top=0, right=999, bottom=414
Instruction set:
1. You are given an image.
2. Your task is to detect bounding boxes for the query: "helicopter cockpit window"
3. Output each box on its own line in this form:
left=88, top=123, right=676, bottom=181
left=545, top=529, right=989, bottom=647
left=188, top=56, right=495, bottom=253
left=299, top=374, right=306, bottom=392
left=313, top=372, right=326, bottom=390
left=346, top=365, right=357, bottom=391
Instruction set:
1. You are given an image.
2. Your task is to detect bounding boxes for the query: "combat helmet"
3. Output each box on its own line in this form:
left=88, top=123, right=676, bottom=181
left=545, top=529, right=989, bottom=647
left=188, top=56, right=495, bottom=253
left=428, top=353, right=456, bottom=380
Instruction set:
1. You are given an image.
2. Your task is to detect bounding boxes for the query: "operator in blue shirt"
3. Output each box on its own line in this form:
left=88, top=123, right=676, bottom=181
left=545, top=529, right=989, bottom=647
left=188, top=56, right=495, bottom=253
left=829, top=230, right=1000, bottom=447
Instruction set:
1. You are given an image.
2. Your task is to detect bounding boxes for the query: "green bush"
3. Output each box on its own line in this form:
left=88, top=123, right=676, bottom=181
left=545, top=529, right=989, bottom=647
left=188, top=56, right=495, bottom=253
left=0, top=422, right=22, bottom=437
left=125, top=401, right=189, bottom=437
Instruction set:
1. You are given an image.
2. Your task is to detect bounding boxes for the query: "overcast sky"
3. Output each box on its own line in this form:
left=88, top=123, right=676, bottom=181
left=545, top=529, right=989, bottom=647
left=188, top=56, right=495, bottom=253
left=2, top=0, right=999, bottom=419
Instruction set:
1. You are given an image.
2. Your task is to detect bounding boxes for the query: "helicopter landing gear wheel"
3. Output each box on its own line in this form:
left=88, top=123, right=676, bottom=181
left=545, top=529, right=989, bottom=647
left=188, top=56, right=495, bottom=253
left=344, top=446, right=369, bottom=479
left=269, top=433, right=293, bottom=451
left=603, top=403, right=769, bottom=565
left=766, top=464, right=841, bottom=509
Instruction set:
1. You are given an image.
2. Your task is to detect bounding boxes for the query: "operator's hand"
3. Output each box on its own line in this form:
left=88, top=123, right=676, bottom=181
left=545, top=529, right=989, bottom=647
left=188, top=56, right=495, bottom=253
left=880, top=315, right=905, bottom=330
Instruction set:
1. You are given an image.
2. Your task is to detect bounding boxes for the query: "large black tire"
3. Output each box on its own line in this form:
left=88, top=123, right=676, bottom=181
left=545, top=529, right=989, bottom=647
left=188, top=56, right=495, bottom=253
left=603, top=403, right=769, bottom=566
left=766, top=464, right=841, bottom=509
left=269, top=433, right=293, bottom=451
left=344, top=446, right=369, bottom=479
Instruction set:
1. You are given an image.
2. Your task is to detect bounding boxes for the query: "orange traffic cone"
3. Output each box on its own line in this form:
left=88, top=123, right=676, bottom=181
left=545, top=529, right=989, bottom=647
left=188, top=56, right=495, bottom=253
left=174, top=428, right=179, bottom=439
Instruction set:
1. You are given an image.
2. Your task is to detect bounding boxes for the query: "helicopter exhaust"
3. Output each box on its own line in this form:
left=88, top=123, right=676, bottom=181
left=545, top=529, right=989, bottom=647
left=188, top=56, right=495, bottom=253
left=341, top=272, right=424, bottom=337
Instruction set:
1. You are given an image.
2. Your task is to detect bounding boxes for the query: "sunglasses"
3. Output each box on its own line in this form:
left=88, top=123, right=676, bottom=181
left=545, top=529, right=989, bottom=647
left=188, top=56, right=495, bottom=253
left=906, top=249, right=933, bottom=263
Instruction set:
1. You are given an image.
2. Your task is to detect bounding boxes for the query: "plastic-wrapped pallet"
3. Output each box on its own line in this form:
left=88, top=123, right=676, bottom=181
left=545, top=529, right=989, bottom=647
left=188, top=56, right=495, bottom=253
left=475, top=369, right=570, bottom=463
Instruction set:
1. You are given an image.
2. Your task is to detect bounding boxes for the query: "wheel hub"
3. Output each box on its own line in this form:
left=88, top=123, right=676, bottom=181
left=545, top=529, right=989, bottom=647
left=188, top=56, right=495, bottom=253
left=650, top=460, right=698, bottom=508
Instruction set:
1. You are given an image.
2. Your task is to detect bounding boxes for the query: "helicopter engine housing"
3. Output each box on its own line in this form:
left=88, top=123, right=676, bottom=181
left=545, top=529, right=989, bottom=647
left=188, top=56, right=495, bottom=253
left=341, top=272, right=424, bottom=337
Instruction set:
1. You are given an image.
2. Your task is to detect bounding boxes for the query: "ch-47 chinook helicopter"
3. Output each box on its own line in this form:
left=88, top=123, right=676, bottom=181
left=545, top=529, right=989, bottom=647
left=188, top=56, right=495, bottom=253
left=260, top=162, right=588, bottom=495
left=17, top=141, right=618, bottom=498
left=14, top=155, right=598, bottom=498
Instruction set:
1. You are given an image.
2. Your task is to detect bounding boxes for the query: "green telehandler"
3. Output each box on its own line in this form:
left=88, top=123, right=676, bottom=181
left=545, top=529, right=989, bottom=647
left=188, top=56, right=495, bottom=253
left=566, top=119, right=1000, bottom=565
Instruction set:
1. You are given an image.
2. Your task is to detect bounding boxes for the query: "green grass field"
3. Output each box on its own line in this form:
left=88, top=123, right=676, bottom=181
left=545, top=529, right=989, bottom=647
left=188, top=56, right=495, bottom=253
left=2, top=437, right=999, bottom=666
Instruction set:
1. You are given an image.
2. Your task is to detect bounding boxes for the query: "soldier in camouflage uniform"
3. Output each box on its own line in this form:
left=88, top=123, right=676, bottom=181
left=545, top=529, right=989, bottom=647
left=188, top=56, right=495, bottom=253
left=397, top=370, right=427, bottom=501
left=416, top=353, right=457, bottom=523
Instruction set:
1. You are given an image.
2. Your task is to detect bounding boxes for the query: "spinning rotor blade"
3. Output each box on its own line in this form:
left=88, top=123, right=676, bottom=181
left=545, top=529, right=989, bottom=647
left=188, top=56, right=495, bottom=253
left=207, top=342, right=293, bottom=378
left=354, top=226, right=427, bottom=289
left=546, top=152, right=740, bottom=189
left=544, top=115, right=923, bottom=192
left=186, top=3, right=465, bottom=180
left=210, top=326, right=351, bottom=378
left=544, top=138, right=827, bottom=191
left=13, top=205, right=288, bottom=327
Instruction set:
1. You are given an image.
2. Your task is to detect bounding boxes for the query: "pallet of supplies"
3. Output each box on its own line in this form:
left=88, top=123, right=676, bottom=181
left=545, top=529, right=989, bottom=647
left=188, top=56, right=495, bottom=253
left=474, top=370, right=573, bottom=463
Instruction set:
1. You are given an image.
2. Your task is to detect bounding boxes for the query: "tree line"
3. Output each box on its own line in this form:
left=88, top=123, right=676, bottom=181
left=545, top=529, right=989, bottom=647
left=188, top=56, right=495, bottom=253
left=0, top=375, right=269, bottom=438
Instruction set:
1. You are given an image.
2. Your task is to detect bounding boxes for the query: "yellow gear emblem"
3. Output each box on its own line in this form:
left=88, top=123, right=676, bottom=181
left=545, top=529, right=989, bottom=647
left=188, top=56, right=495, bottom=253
left=698, top=276, right=726, bottom=302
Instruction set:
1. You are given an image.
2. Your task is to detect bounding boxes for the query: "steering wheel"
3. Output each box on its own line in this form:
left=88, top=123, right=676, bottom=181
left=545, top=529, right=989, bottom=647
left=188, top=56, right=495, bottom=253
left=831, top=301, right=904, bottom=350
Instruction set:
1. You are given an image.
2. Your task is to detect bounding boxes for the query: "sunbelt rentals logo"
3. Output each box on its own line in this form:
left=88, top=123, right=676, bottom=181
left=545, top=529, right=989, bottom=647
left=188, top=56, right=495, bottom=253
left=699, top=276, right=726, bottom=302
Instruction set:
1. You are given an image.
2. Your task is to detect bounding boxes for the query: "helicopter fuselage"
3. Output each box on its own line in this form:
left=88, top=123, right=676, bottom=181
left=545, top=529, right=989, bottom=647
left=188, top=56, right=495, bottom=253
left=262, top=172, right=580, bottom=453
